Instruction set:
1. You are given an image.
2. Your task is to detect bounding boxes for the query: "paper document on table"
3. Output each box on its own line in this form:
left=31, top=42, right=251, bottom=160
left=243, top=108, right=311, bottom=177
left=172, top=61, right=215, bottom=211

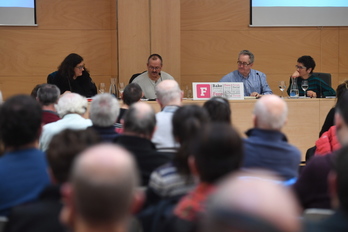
left=192, top=82, right=244, bottom=100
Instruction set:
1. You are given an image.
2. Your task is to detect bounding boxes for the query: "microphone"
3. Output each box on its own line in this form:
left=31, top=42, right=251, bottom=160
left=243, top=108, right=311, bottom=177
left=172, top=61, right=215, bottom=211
left=256, top=72, right=262, bottom=94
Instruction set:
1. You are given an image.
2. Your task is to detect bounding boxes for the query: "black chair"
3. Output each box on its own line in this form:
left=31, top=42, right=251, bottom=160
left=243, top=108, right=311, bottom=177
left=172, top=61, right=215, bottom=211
left=312, top=72, right=332, bottom=87
left=129, top=71, right=146, bottom=84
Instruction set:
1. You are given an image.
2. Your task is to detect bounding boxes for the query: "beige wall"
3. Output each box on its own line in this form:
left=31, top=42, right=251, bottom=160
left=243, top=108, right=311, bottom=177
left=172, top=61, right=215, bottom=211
left=0, top=0, right=347, bottom=99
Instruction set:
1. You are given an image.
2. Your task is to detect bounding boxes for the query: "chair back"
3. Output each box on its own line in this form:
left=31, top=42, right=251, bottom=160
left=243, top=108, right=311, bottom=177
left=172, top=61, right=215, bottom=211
left=303, top=208, right=334, bottom=222
left=0, top=216, right=8, bottom=232
left=312, top=72, right=332, bottom=87
left=129, top=71, right=146, bottom=84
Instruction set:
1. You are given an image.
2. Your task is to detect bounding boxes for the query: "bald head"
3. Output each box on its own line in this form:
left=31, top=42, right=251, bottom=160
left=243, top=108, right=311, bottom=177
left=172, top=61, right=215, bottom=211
left=123, top=102, right=156, bottom=138
left=253, top=95, right=287, bottom=130
left=202, top=170, right=301, bottom=232
left=155, top=80, right=182, bottom=107
left=71, top=144, right=138, bottom=226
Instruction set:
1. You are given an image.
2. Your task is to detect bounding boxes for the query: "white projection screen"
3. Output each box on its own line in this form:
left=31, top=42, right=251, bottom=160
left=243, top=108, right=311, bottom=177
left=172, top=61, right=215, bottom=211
left=0, top=0, right=36, bottom=26
left=250, top=0, right=348, bottom=27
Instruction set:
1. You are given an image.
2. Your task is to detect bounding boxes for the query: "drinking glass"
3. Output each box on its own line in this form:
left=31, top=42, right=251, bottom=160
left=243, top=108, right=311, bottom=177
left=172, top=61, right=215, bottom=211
left=278, top=81, right=286, bottom=98
left=118, top=82, right=125, bottom=98
left=99, top=83, right=106, bottom=94
left=301, top=80, right=309, bottom=98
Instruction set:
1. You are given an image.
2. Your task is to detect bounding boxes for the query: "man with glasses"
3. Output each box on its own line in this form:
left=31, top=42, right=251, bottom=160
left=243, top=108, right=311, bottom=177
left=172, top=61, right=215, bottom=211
left=219, top=50, right=272, bottom=97
left=132, top=54, right=174, bottom=99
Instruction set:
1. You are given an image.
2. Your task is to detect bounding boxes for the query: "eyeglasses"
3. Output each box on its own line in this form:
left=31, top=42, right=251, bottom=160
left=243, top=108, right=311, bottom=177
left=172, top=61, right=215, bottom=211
left=148, top=66, right=161, bottom=71
left=75, top=65, right=85, bottom=70
left=295, top=65, right=306, bottom=70
left=237, top=61, right=251, bottom=66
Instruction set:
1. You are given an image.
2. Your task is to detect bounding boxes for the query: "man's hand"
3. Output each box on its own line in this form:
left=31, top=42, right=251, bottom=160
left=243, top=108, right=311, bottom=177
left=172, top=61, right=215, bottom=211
left=250, top=92, right=261, bottom=98
left=291, top=71, right=300, bottom=78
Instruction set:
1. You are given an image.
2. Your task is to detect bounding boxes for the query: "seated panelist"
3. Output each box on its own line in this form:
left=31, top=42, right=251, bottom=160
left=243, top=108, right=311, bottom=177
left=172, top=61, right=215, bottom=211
left=219, top=50, right=273, bottom=97
left=47, top=53, right=97, bottom=98
left=286, top=55, right=336, bottom=98
left=131, top=54, right=174, bottom=99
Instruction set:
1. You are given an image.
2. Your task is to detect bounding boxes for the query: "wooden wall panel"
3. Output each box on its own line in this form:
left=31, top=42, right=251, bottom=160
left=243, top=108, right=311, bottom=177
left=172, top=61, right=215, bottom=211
left=339, top=29, right=348, bottom=74
left=151, top=0, right=181, bottom=83
left=117, top=0, right=150, bottom=84
left=181, top=0, right=248, bottom=30
left=37, top=0, right=113, bottom=29
left=0, top=0, right=117, bottom=99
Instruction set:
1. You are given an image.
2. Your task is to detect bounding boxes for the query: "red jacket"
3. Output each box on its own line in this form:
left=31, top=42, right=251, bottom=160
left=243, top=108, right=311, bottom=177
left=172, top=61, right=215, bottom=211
left=315, top=126, right=341, bottom=156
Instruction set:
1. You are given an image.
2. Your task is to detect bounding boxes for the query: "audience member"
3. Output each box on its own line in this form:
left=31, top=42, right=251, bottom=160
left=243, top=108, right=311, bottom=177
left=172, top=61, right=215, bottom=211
left=166, top=123, right=244, bottom=232
left=47, top=53, right=97, bottom=97
left=243, top=94, right=301, bottom=183
left=36, top=83, right=61, bottom=125
left=60, top=144, right=140, bottom=232
left=116, top=83, right=143, bottom=124
left=132, top=54, right=174, bottom=99
left=88, top=93, right=120, bottom=142
left=304, top=145, right=348, bottom=231
left=0, top=95, right=50, bottom=216
left=4, top=129, right=100, bottom=232
left=30, top=83, right=45, bottom=98
left=319, top=80, right=348, bottom=137
left=39, top=93, right=92, bottom=151
left=219, top=50, right=272, bottom=97
left=203, top=96, right=231, bottom=124
left=200, top=170, right=301, bottom=232
left=113, top=102, right=170, bottom=186
left=286, top=55, right=335, bottom=98
left=294, top=91, right=348, bottom=210
left=152, top=80, right=182, bottom=152
left=146, top=105, right=209, bottom=205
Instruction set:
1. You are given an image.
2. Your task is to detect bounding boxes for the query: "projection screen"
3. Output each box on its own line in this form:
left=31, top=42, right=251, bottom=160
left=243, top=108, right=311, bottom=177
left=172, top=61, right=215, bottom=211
left=250, top=0, right=348, bottom=27
left=0, top=0, right=36, bottom=26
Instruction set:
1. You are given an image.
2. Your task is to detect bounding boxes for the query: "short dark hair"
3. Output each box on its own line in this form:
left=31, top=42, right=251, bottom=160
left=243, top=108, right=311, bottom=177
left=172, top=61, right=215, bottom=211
left=335, top=91, right=348, bottom=125
left=123, top=102, right=156, bottom=138
left=172, top=105, right=209, bottom=176
left=31, top=83, right=46, bottom=98
left=37, top=84, right=61, bottom=106
left=46, top=129, right=100, bottom=183
left=122, top=83, right=142, bottom=106
left=333, top=146, right=348, bottom=213
left=203, top=97, right=231, bottom=124
left=0, top=95, right=42, bottom=148
left=191, top=123, right=243, bottom=183
left=147, top=54, right=163, bottom=64
left=297, top=55, right=316, bottom=73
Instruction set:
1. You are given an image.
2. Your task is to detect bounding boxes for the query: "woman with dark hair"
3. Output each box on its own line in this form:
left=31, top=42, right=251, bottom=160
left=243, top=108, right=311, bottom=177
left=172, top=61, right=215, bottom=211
left=286, top=55, right=335, bottom=98
left=47, top=53, right=97, bottom=97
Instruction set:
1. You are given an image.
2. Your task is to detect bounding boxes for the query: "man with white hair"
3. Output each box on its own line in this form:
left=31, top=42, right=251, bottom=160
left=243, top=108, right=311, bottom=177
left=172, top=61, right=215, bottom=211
left=88, top=93, right=120, bottom=142
left=152, top=79, right=182, bottom=152
left=39, top=93, right=92, bottom=151
left=60, top=144, right=140, bottom=232
left=242, top=95, right=301, bottom=182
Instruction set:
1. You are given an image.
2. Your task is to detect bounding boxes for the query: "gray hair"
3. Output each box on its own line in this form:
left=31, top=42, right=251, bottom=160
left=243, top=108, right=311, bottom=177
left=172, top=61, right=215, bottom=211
left=56, top=93, right=88, bottom=117
left=253, top=95, right=287, bottom=130
left=89, top=93, right=120, bottom=127
left=123, top=102, right=156, bottom=138
left=37, top=84, right=61, bottom=106
left=238, top=50, right=254, bottom=64
left=155, top=80, right=181, bottom=106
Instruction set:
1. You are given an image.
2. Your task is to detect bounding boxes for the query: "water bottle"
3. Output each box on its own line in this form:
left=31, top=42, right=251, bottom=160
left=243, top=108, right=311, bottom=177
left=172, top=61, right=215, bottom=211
left=109, top=78, right=118, bottom=98
left=290, top=77, right=299, bottom=98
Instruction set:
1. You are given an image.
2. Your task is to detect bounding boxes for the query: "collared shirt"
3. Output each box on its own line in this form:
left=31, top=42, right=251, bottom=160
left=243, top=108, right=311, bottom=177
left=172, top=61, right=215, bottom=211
left=132, top=71, right=174, bottom=99
left=219, top=69, right=273, bottom=96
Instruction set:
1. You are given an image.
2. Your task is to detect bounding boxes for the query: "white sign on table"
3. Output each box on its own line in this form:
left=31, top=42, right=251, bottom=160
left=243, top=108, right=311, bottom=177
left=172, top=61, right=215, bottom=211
left=192, top=82, right=244, bottom=100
